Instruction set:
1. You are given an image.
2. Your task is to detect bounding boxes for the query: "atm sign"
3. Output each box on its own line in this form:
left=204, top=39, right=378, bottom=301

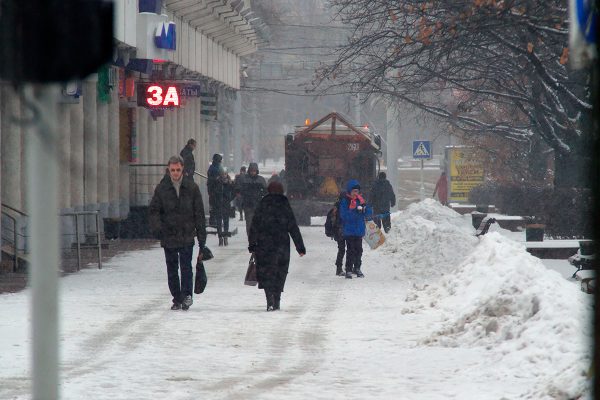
left=137, top=83, right=181, bottom=108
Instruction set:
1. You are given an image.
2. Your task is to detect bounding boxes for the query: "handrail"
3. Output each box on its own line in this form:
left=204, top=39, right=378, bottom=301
left=61, top=210, right=102, bottom=271
left=0, top=208, right=19, bottom=272
left=1, top=202, right=27, bottom=217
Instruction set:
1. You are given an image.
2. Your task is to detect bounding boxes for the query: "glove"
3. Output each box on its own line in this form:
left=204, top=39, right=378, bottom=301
left=248, top=244, right=256, bottom=253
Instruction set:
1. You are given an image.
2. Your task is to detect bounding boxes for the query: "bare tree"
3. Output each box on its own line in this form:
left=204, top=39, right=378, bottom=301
left=312, top=0, right=592, bottom=186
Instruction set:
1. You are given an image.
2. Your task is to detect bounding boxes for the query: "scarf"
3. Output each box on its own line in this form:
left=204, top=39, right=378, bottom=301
left=347, top=193, right=365, bottom=210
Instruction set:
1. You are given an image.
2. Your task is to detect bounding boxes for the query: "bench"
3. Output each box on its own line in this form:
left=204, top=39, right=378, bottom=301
left=525, top=240, right=591, bottom=259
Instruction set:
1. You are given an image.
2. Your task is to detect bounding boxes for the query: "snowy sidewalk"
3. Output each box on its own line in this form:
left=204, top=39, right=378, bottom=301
left=0, top=202, right=592, bottom=399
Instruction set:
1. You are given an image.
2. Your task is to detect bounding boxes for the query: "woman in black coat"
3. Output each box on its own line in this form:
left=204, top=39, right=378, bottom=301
left=248, top=181, right=306, bottom=311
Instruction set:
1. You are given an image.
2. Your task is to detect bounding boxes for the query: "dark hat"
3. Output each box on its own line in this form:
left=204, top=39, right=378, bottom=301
left=378, top=171, right=386, bottom=179
left=248, top=162, right=259, bottom=173
left=267, top=181, right=284, bottom=194
left=212, top=153, right=222, bottom=163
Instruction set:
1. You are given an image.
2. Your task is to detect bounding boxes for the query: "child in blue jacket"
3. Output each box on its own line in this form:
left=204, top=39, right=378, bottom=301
left=339, top=179, right=372, bottom=278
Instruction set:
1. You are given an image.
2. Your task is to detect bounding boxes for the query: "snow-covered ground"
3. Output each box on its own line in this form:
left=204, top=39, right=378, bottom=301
left=0, top=200, right=592, bottom=399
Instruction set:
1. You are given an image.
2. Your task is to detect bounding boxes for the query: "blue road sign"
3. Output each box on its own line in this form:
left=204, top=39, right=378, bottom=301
left=413, top=140, right=431, bottom=159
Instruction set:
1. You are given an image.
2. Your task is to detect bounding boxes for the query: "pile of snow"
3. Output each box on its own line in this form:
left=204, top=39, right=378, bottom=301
left=381, top=200, right=592, bottom=398
left=381, top=199, right=478, bottom=281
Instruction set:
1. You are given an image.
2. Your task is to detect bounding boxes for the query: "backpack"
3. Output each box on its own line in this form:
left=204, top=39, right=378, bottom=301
left=324, top=201, right=340, bottom=238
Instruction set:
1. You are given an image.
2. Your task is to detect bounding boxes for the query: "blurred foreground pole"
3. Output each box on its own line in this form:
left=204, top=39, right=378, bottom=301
left=25, top=85, right=61, bottom=400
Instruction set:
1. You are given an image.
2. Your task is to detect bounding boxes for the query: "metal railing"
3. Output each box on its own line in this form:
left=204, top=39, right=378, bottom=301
left=1, top=203, right=27, bottom=272
left=60, top=211, right=102, bottom=271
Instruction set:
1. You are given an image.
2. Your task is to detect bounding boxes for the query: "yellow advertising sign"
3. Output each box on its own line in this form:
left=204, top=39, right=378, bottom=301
left=447, top=147, right=484, bottom=202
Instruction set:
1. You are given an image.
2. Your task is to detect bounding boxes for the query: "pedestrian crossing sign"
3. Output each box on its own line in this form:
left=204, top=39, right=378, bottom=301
left=412, top=140, right=431, bottom=159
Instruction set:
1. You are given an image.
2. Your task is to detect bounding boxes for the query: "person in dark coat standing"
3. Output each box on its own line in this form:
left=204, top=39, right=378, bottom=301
left=248, top=181, right=306, bottom=311
left=214, top=166, right=235, bottom=246
left=149, top=156, right=207, bottom=310
left=207, top=153, right=223, bottom=226
left=179, top=139, right=197, bottom=180
left=433, top=171, right=448, bottom=206
left=332, top=191, right=347, bottom=276
left=240, top=162, right=267, bottom=237
left=339, top=179, right=372, bottom=279
left=234, top=166, right=246, bottom=221
left=370, top=171, right=396, bottom=233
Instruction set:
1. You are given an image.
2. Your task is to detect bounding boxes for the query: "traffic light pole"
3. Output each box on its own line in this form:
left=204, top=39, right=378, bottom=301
left=24, top=84, right=61, bottom=400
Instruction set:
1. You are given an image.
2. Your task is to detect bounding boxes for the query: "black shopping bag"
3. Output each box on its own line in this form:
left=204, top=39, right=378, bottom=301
left=244, top=254, right=257, bottom=286
left=194, top=260, right=208, bottom=294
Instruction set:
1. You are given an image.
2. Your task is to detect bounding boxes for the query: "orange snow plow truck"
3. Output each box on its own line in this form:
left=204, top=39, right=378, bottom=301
left=285, top=112, right=381, bottom=225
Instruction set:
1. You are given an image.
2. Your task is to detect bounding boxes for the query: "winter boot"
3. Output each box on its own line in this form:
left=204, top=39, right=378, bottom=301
left=355, top=269, right=364, bottom=278
left=336, top=265, right=344, bottom=276
left=218, top=236, right=224, bottom=246
left=182, top=295, right=193, bottom=310
left=265, top=290, right=274, bottom=311
left=345, top=271, right=353, bottom=279
left=171, top=303, right=181, bottom=310
left=273, top=292, right=281, bottom=310
left=223, top=237, right=228, bottom=246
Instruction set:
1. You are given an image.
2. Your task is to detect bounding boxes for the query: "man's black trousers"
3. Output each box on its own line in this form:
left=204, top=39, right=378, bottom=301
left=164, top=245, right=193, bottom=304
left=374, top=214, right=391, bottom=233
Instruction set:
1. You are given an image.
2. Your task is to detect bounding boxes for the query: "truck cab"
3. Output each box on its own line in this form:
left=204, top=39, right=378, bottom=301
left=284, top=112, right=381, bottom=225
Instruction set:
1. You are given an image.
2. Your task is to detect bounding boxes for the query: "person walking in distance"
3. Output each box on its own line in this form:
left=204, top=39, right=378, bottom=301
left=234, top=166, right=246, bottom=221
left=433, top=171, right=448, bottom=206
left=179, top=139, right=197, bottom=180
left=149, top=156, right=207, bottom=310
left=240, top=162, right=267, bottom=237
left=206, top=153, right=223, bottom=226
left=214, top=167, right=235, bottom=246
left=248, top=181, right=306, bottom=311
left=370, top=171, right=396, bottom=233
left=339, top=180, right=372, bottom=279
left=331, top=191, right=346, bottom=276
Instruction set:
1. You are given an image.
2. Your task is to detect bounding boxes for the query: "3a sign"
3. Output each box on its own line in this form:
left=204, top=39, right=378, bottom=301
left=137, top=83, right=181, bottom=108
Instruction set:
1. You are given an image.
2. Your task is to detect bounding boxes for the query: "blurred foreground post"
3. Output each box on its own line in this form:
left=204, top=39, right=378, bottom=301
left=24, top=85, right=61, bottom=400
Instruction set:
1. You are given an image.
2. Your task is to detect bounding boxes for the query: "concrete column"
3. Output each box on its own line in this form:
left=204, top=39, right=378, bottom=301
left=177, top=107, right=185, bottom=157
left=70, top=99, right=85, bottom=242
left=233, top=93, right=242, bottom=171
left=168, top=108, right=177, bottom=158
left=147, top=113, right=157, bottom=196
left=57, top=102, right=73, bottom=247
left=386, top=102, right=400, bottom=211
left=163, top=110, right=172, bottom=162
left=108, top=85, right=120, bottom=218
left=83, top=77, right=99, bottom=233
left=136, top=107, right=149, bottom=205
left=1, top=85, right=22, bottom=210
left=120, top=107, right=132, bottom=219
left=97, top=98, right=109, bottom=217
left=156, top=111, right=165, bottom=164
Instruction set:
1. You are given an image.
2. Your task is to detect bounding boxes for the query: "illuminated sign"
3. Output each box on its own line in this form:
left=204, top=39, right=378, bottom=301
left=137, top=83, right=181, bottom=108
left=155, top=21, right=177, bottom=51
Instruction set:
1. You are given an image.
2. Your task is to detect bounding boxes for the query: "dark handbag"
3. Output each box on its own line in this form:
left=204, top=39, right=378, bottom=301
left=201, top=245, right=214, bottom=261
left=244, top=254, right=258, bottom=286
left=194, top=260, right=208, bottom=294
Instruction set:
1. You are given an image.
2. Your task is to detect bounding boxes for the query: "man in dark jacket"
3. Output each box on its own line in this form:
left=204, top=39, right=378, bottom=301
left=248, top=181, right=306, bottom=311
left=240, top=162, right=267, bottom=237
left=179, top=139, right=197, bottom=180
left=149, top=156, right=207, bottom=311
left=332, top=191, right=346, bottom=276
left=370, top=171, right=396, bottom=233
left=206, top=153, right=223, bottom=226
